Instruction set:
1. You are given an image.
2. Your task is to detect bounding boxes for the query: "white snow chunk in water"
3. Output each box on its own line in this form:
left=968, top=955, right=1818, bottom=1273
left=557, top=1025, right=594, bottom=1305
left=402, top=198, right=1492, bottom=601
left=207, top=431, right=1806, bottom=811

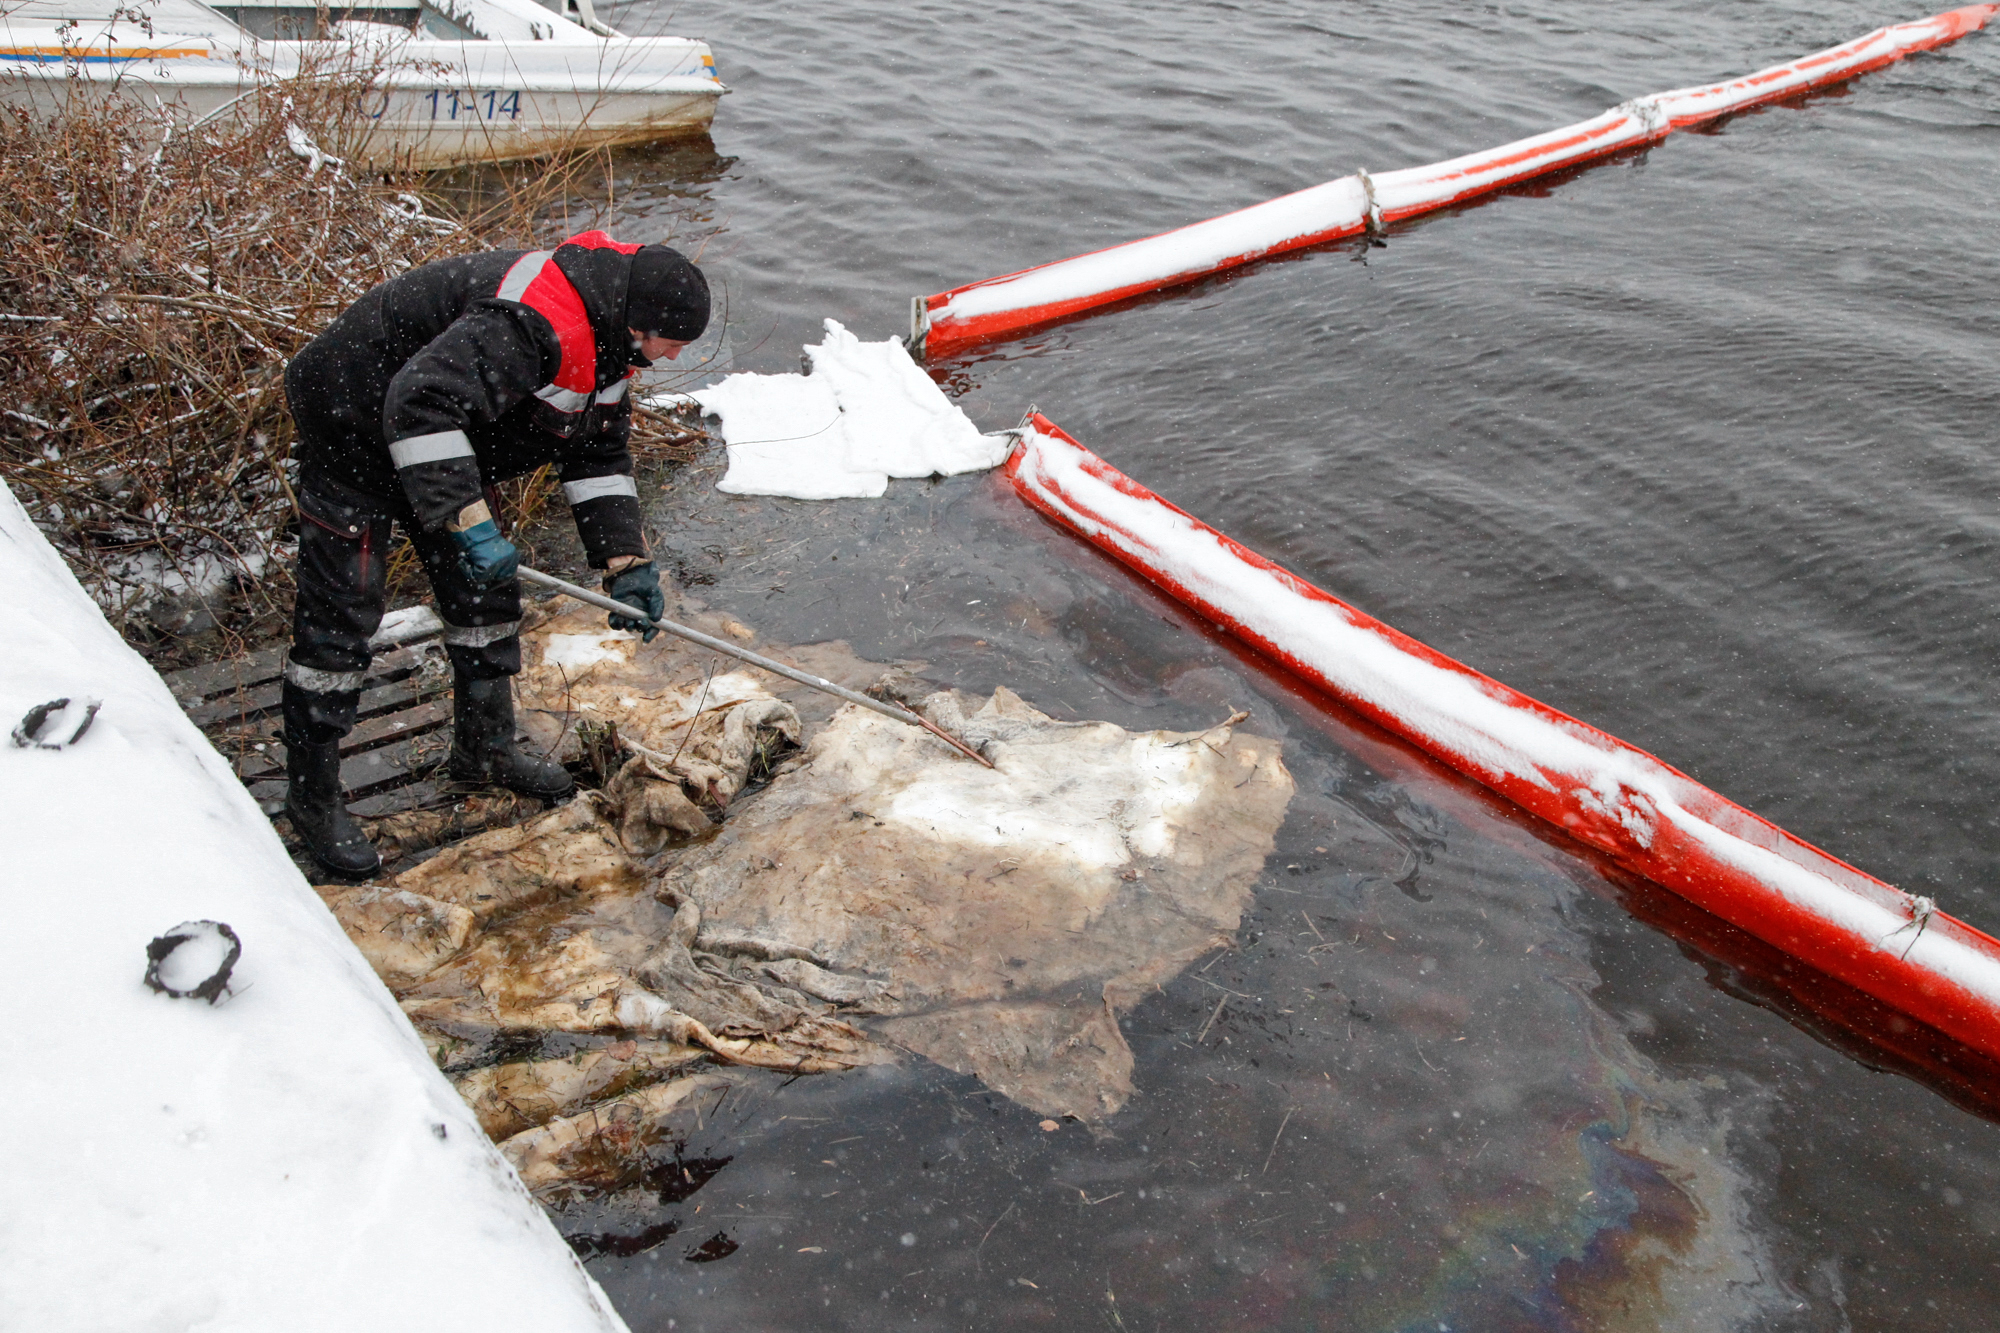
left=695, top=319, right=1011, bottom=500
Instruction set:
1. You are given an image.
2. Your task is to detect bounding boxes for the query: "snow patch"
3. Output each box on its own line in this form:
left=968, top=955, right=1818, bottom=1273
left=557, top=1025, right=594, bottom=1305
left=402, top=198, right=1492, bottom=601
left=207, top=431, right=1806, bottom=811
left=694, top=319, right=1011, bottom=499
left=543, top=629, right=640, bottom=669
left=368, top=603, right=444, bottom=650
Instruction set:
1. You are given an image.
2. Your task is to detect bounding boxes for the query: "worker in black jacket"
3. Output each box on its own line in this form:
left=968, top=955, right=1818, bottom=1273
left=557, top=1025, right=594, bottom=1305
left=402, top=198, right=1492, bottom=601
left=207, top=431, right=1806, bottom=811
left=281, top=229, right=708, bottom=877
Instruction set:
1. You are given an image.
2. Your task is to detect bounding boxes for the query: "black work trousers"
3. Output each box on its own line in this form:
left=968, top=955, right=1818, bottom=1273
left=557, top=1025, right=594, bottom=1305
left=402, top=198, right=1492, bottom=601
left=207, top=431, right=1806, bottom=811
left=282, top=470, right=521, bottom=746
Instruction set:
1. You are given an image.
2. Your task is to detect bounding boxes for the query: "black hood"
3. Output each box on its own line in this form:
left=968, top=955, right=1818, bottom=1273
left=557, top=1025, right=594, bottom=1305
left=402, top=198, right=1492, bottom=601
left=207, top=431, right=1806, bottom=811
left=625, top=245, right=710, bottom=343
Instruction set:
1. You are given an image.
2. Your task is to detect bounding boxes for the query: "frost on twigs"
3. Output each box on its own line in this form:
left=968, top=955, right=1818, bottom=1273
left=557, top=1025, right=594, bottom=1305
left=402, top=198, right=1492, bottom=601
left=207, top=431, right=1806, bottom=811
left=282, top=120, right=344, bottom=178
left=0, top=63, right=441, bottom=631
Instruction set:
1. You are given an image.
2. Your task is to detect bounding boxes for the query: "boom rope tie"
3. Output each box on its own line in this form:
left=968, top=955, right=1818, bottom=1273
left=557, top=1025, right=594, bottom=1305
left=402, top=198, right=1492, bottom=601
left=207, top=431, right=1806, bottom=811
left=1356, top=168, right=1383, bottom=235
left=1887, top=894, right=1941, bottom=960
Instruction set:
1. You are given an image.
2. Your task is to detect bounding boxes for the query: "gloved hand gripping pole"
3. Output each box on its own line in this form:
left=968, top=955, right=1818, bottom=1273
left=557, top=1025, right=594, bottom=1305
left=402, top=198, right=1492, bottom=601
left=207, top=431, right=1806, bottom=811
left=517, top=566, right=996, bottom=769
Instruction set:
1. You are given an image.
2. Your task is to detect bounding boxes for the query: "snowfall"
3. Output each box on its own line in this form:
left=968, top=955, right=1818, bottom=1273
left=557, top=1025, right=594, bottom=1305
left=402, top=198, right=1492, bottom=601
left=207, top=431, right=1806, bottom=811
left=0, top=478, right=629, bottom=1331
left=3, top=16, right=1983, bottom=1312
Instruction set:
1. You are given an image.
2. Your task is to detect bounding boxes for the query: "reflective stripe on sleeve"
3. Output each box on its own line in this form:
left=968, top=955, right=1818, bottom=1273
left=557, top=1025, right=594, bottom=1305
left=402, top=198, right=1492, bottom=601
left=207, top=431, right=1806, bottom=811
left=595, top=379, right=630, bottom=405
left=496, top=251, right=551, bottom=302
left=440, top=618, right=522, bottom=648
left=534, top=382, right=591, bottom=412
left=284, top=656, right=367, bottom=695
left=562, top=475, right=639, bottom=505
left=388, top=430, right=474, bottom=469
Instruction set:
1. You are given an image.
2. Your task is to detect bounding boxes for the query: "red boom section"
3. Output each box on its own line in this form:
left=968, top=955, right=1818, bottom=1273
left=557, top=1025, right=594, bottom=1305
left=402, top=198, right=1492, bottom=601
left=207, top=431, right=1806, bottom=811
left=1004, top=413, right=2000, bottom=1064
left=917, top=6, right=1995, bottom=360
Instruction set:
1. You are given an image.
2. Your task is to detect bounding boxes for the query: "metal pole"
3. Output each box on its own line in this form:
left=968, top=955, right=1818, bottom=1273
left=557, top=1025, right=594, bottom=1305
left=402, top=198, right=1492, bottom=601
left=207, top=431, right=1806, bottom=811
left=517, top=566, right=995, bottom=768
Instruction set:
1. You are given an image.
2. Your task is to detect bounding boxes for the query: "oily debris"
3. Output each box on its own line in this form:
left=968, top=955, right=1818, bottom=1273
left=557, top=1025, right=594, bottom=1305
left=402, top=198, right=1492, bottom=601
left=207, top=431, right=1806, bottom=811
left=665, top=686, right=1294, bottom=1119
left=359, top=791, right=542, bottom=870
left=315, top=612, right=1293, bottom=1192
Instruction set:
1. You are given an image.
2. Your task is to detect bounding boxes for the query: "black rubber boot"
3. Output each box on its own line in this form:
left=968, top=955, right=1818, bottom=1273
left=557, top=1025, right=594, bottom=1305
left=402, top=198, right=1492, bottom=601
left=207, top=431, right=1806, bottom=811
left=284, top=738, right=381, bottom=880
left=448, top=675, right=575, bottom=800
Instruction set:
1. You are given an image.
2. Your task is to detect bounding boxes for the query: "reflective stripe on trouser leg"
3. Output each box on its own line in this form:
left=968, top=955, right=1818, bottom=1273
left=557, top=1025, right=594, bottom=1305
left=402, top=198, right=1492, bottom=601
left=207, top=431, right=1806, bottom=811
left=281, top=676, right=361, bottom=748
left=283, top=657, right=367, bottom=694
left=288, top=481, right=392, bottom=744
left=441, top=619, right=522, bottom=648
left=438, top=619, right=522, bottom=679
left=561, top=474, right=639, bottom=504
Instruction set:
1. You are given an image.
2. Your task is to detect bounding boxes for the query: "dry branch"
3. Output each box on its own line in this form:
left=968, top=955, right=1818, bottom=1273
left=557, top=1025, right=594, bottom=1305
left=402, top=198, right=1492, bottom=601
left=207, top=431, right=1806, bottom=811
left=0, top=59, right=713, bottom=646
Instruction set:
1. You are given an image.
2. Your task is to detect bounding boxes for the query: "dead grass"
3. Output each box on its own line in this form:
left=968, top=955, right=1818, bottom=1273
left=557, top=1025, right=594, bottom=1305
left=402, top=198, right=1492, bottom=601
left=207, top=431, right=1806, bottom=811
left=0, top=58, right=713, bottom=656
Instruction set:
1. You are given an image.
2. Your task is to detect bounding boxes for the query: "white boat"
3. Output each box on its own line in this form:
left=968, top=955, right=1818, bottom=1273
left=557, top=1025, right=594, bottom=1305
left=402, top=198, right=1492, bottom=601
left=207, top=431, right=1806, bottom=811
left=0, top=0, right=726, bottom=166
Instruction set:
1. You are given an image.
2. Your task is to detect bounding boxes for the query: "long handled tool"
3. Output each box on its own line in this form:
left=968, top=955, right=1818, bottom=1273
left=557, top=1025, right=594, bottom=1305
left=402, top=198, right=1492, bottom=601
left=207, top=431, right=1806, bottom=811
left=518, top=566, right=995, bottom=768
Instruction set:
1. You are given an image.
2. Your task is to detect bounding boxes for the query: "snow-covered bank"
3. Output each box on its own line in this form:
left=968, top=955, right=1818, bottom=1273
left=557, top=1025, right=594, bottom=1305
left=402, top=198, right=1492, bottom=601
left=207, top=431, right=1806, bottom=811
left=0, top=480, right=627, bottom=1331
left=692, top=319, right=1010, bottom=498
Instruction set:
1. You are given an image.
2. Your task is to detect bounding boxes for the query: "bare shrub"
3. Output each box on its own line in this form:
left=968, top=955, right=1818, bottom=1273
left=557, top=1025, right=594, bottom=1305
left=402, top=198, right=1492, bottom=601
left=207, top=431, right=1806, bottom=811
left=0, top=62, right=711, bottom=652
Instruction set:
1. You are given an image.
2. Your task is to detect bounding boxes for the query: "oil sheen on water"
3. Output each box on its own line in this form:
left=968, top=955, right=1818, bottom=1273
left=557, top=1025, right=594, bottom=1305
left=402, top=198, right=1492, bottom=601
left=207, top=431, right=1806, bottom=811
left=543, top=1, right=2000, bottom=1327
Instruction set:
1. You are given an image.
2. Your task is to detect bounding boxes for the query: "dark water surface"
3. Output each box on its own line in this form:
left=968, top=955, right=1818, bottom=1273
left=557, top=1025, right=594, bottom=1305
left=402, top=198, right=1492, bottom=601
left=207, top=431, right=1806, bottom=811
left=552, top=2, right=2000, bottom=1327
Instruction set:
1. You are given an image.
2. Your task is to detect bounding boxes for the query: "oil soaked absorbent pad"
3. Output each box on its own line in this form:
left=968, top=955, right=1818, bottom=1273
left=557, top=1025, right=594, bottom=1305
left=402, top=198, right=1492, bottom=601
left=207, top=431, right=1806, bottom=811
left=693, top=319, right=1012, bottom=499
left=665, top=687, right=1295, bottom=1119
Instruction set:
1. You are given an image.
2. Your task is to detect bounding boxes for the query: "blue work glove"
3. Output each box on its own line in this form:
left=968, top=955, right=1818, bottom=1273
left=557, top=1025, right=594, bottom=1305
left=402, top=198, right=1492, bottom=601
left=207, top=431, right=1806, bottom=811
left=449, top=519, right=519, bottom=592
left=605, top=561, right=665, bottom=642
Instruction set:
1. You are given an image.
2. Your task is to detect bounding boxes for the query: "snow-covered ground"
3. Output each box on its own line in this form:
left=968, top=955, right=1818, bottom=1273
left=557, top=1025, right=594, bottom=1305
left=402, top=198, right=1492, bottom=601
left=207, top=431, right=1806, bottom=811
left=0, top=480, right=628, bottom=1331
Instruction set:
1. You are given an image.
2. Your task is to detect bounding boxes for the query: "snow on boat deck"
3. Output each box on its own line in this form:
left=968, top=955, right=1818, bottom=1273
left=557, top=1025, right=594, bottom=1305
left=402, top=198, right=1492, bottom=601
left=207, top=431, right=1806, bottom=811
left=0, top=480, right=627, bottom=1331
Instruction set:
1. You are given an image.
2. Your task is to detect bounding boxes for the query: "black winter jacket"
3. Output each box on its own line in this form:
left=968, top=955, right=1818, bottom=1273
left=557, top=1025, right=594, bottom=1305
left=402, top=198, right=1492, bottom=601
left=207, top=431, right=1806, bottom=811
left=283, top=235, right=648, bottom=567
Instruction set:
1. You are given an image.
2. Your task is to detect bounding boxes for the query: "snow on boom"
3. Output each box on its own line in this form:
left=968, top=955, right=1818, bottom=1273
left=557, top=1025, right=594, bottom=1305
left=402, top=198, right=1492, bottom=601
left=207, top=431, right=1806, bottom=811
left=1004, top=413, right=2000, bottom=1068
left=912, top=6, right=1997, bottom=360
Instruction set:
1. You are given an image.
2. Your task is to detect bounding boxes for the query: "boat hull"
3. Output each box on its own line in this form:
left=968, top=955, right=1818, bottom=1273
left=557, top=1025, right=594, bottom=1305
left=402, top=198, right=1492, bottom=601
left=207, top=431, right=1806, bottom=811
left=0, top=31, right=725, bottom=166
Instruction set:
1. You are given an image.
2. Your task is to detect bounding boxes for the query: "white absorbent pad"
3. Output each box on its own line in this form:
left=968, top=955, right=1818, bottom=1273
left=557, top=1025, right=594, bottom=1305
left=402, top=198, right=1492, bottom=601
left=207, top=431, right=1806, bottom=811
left=693, top=319, right=1012, bottom=499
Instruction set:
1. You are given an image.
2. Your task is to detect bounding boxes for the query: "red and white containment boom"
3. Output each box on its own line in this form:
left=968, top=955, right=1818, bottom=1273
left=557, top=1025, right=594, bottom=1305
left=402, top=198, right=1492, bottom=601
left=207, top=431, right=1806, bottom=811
left=915, top=6, right=1997, bottom=360
left=1006, top=414, right=2000, bottom=1064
